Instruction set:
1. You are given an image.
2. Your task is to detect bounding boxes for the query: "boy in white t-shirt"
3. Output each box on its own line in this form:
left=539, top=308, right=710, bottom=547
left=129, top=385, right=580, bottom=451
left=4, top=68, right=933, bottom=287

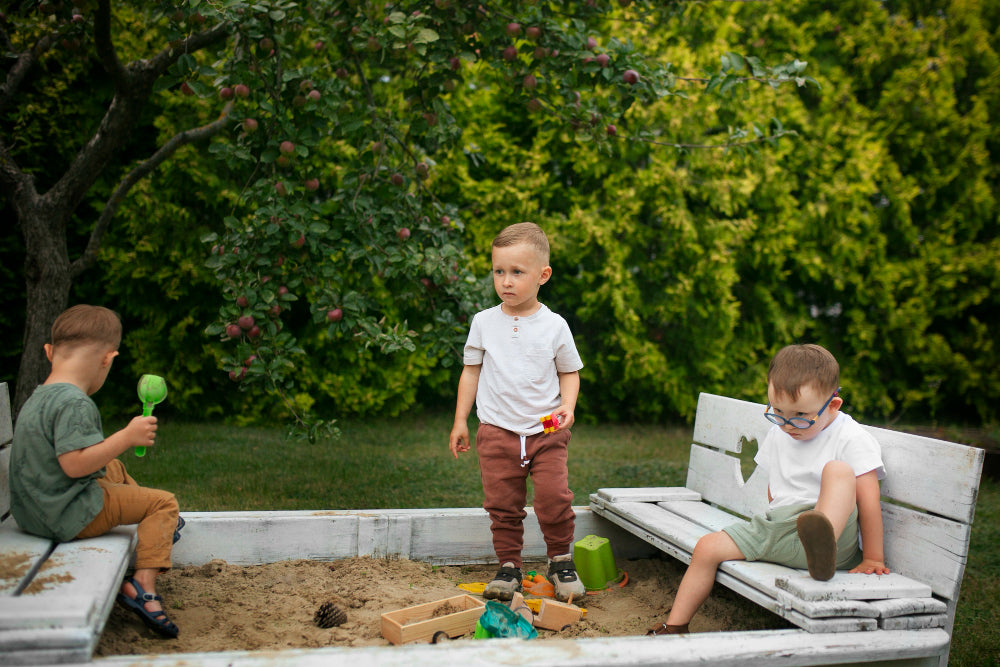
left=449, top=222, right=585, bottom=602
left=648, top=344, right=889, bottom=635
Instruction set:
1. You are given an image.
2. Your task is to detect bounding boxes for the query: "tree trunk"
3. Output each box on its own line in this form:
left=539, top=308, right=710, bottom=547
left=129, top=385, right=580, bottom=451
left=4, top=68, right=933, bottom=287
left=14, top=205, right=73, bottom=416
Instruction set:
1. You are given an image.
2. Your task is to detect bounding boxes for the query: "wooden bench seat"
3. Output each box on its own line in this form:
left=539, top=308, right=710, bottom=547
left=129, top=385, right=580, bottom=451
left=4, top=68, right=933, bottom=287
left=591, top=392, right=985, bottom=666
left=0, top=382, right=136, bottom=665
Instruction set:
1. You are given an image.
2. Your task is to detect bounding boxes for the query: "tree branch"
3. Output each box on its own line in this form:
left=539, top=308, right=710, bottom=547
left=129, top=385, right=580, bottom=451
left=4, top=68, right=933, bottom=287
left=72, top=101, right=235, bottom=277
left=46, top=16, right=233, bottom=226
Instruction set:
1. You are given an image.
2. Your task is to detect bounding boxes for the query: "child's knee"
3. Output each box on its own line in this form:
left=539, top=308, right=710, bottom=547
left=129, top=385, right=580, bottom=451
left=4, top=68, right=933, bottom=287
left=821, top=460, right=855, bottom=483
left=692, top=530, right=738, bottom=564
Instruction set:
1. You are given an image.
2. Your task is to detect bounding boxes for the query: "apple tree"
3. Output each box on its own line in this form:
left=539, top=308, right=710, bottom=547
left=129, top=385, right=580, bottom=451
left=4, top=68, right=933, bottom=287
left=2, top=0, right=811, bottom=431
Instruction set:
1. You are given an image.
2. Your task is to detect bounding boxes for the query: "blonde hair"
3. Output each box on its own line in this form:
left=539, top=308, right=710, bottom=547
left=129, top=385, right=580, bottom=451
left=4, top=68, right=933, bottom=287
left=767, top=344, right=839, bottom=399
left=51, top=305, right=122, bottom=351
left=492, top=222, right=550, bottom=264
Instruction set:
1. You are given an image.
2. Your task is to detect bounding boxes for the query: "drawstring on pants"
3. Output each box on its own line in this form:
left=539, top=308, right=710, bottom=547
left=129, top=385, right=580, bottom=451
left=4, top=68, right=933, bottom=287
left=519, top=434, right=530, bottom=468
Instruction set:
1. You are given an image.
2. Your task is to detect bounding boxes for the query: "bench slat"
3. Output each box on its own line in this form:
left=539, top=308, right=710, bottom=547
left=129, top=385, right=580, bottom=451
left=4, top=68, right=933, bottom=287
left=692, top=393, right=771, bottom=454
left=0, top=382, right=11, bottom=519
left=880, top=503, right=971, bottom=601
left=871, top=425, right=984, bottom=524
left=657, top=498, right=750, bottom=532
left=869, top=597, right=948, bottom=618
left=685, top=444, right=769, bottom=519
left=775, top=573, right=931, bottom=602
left=597, top=488, right=701, bottom=503
left=0, top=523, right=53, bottom=596
left=882, top=614, right=949, bottom=631
left=0, top=596, right=95, bottom=630
left=775, top=589, right=880, bottom=619
left=36, top=529, right=135, bottom=607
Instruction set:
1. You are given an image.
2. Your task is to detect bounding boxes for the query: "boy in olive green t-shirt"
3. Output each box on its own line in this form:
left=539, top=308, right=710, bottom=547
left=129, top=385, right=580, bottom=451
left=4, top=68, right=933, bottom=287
left=11, top=305, right=182, bottom=638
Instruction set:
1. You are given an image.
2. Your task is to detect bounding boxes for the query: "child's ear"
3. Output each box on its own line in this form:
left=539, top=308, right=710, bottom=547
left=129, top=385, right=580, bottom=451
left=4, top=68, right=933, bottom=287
left=829, top=395, right=844, bottom=414
left=44, top=343, right=54, bottom=363
left=102, top=350, right=119, bottom=367
left=538, top=265, right=552, bottom=284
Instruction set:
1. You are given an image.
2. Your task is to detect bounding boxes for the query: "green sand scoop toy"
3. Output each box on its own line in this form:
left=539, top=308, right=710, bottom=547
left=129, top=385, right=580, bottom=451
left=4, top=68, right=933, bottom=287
left=135, top=374, right=167, bottom=457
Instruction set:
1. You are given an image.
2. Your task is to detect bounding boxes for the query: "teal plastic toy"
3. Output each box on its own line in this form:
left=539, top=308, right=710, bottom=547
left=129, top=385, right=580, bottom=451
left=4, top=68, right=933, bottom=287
left=135, top=374, right=167, bottom=457
left=477, top=600, right=537, bottom=640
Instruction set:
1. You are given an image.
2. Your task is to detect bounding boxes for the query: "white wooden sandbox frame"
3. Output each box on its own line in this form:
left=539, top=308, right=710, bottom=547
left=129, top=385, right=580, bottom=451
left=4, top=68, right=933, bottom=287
left=90, top=508, right=953, bottom=667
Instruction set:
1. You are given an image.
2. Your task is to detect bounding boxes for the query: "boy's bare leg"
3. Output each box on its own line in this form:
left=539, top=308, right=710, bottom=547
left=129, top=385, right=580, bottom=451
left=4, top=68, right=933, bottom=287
left=799, top=460, right=857, bottom=580
left=650, top=530, right=744, bottom=632
left=813, top=460, right=857, bottom=537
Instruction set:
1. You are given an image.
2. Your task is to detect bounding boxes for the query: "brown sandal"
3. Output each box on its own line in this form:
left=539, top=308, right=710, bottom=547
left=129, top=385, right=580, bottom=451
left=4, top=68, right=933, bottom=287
left=646, top=620, right=689, bottom=636
left=797, top=510, right=836, bottom=581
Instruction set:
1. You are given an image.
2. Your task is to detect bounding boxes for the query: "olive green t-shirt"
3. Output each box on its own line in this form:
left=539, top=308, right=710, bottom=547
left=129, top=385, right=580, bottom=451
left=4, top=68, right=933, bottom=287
left=10, top=383, right=106, bottom=541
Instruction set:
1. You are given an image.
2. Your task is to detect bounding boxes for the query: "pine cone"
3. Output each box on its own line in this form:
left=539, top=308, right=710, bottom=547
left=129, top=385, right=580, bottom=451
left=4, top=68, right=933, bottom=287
left=313, top=601, right=348, bottom=628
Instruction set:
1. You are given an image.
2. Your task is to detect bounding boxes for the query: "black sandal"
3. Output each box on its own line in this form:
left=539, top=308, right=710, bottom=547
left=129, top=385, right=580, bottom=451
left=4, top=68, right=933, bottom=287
left=117, top=576, right=179, bottom=638
left=173, top=515, right=185, bottom=544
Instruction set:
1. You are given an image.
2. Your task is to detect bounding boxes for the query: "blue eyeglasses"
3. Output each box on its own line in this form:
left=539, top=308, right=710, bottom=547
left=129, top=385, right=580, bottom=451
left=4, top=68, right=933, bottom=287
left=764, top=388, right=840, bottom=429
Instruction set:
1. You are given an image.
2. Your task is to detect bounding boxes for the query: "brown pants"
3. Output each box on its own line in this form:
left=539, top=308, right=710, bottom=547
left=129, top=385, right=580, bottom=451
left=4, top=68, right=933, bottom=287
left=75, top=459, right=178, bottom=571
left=476, top=423, right=575, bottom=567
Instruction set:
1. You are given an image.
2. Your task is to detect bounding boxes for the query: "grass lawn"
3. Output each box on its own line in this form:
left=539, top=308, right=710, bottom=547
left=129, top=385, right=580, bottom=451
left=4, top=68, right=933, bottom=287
left=124, top=410, right=998, bottom=666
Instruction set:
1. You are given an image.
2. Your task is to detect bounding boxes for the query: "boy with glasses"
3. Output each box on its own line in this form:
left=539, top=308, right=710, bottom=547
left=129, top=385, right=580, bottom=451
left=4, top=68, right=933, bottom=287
left=648, top=344, right=888, bottom=636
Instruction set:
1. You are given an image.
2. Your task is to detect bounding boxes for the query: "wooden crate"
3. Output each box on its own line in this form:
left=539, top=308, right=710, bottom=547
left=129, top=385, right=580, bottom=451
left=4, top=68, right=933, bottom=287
left=533, top=598, right=584, bottom=631
left=380, top=594, right=485, bottom=645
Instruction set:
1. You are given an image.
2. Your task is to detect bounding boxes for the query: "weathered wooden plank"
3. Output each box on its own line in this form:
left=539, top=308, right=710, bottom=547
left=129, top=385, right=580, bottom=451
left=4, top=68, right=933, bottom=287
left=358, top=514, right=412, bottom=558
left=775, top=572, right=932, bottom=602
left=775, top=589, right=880, bottom=619
left=597, top=487, right=701, bottom=503
left=0, top=596, right=94, bottom=630
left=881, top=614, right=947, bottom=631
left=692, top=393, right=772, bottom=454
left=75, top=628, right=952, bottom=667
left=590, top=495, right=696, bottom=566
left=0, top=524, right=52, bottom=596
left=869, top=597, right=947, bottom=619
left=170, top=512, right=362, bottom=566
left=866, top=424, right=984, bottom=524
left=1, top=382, right=12, bottom=519
left=656, top=499, right=749, bottom=533
left=685, top=444, right=769, bottom=519
left=0, top=625, right=96, bottom=658
left=880, top=502, right=971, bottom=601
left=593, top=500, right=709, bottom=554
left=172, top=508, right=658, bottom=568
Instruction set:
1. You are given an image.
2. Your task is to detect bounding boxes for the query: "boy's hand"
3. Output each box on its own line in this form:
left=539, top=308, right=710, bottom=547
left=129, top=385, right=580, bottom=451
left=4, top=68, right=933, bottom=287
left=449, top=424, right=470, bottom=459
left=849, top=558, right=890, bottom=575
left=125, top=415, right=158, bottom=448
left=553, top=406, right=575, bottom=431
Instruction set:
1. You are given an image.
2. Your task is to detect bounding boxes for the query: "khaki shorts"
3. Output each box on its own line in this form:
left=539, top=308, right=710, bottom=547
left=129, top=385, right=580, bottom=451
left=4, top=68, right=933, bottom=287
left=723, top=503, right=862, bottom=570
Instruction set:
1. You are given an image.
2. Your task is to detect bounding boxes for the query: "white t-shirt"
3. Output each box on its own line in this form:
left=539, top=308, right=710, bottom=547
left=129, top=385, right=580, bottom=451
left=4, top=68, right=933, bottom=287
left=755, top=412, right=886, bottom=510
left=463, top=304, right=583, bottom=436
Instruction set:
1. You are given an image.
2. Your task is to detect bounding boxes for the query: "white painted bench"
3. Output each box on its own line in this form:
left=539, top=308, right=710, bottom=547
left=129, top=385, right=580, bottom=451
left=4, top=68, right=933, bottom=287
left=0, top=382, right=137, bottom=665
left=590, top=392, right=985, bottom=667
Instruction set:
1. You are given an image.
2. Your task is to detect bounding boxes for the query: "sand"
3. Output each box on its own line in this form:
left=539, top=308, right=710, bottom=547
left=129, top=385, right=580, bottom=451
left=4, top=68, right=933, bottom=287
left=95, top=555, right=788, bottom=656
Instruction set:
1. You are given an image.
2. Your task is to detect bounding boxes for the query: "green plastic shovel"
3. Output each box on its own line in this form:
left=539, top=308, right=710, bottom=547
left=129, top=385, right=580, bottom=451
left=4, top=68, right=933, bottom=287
left=135, top=374, right=167, bottom=457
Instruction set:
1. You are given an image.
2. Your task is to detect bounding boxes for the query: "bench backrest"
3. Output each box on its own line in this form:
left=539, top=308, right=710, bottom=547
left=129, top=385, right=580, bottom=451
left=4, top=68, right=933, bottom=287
left=0, top=383, right=11, bottom=522
left=686, top=392, right=984, bottom=616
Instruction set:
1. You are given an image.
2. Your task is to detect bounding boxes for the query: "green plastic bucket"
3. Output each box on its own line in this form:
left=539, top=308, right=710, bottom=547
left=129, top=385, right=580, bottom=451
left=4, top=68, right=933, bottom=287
left=573, top=534, right=618, bottom=591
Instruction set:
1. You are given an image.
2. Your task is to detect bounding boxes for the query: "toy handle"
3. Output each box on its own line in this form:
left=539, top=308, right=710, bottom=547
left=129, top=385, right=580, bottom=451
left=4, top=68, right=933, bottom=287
left=134, top=402, right=154, bottom=457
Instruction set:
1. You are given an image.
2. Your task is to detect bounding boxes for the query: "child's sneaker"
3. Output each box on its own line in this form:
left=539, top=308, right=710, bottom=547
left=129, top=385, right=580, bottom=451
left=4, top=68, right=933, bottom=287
left=548, top=553, right=586, bottom=602
left=483, top=562, right=522, bottom=601
left=797, top=510, right=836, bottom=581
